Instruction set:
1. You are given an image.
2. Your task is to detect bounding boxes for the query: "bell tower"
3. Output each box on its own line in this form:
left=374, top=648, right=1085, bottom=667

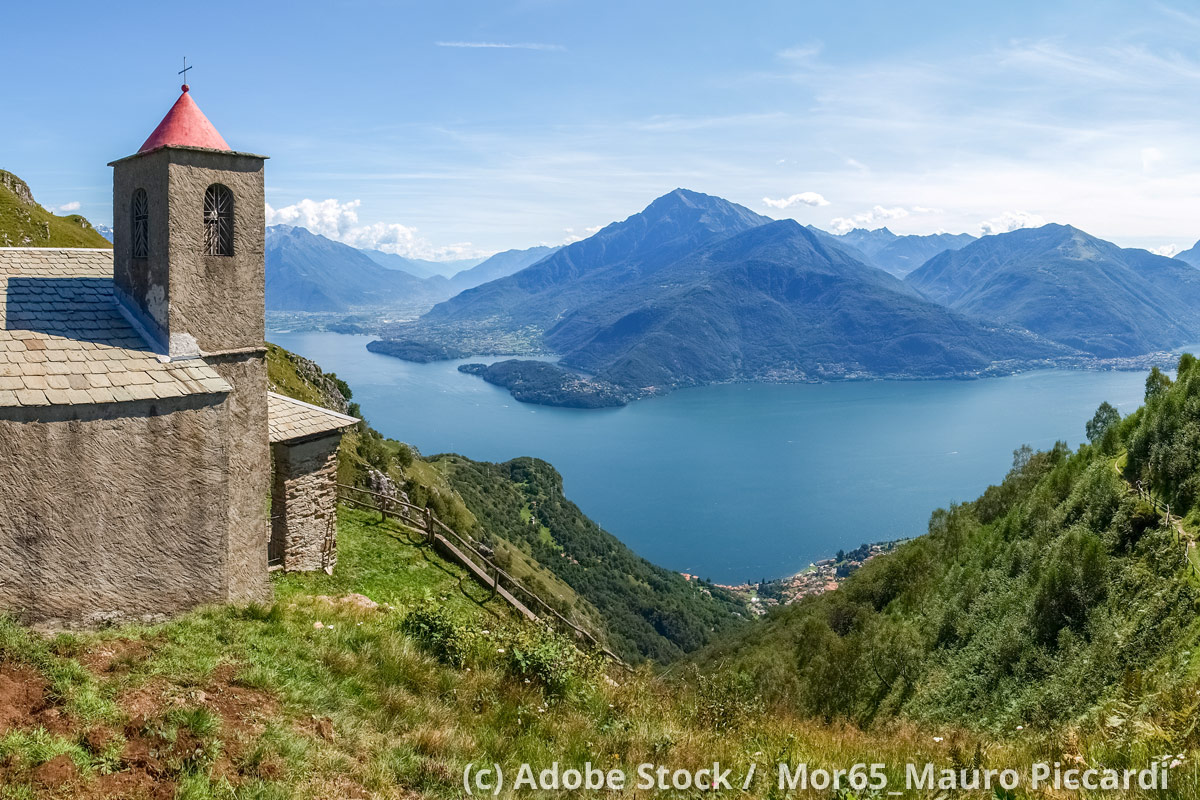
left=109, top=83, right=267, bottom=359
left=109, top=81, right=271, bottom=602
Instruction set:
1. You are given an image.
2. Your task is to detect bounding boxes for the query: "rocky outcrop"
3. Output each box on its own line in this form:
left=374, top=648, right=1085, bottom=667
left=0, top=170, right=36, bottom=206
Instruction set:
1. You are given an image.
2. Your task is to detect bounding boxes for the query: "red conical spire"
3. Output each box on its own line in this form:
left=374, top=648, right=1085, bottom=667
left=137, top=84, right=231, bottom=154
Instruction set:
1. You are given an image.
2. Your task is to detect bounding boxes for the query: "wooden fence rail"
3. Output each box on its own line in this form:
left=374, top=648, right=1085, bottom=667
left=335, top=483, right=629, bottom=669
left=1133, top=480, right=1197, bottom=576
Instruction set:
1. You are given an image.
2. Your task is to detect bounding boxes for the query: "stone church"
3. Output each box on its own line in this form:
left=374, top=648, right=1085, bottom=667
left=0, top=84, right=357, bottom=625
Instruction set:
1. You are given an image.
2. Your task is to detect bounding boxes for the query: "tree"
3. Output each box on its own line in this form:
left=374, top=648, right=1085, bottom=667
left=1086, top=401, right=1121, bottom=443
left=1145, top=366, right=1172, bottom=402
left=1178, top=352, right=1197, bottom=378
left=1012, top=444, right=1034, bottom=472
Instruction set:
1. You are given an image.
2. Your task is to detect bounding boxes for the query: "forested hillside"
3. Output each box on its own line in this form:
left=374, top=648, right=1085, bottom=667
left=698, top=355, right=1200, bottom=740
left=432, top=455, right=748, bottom=662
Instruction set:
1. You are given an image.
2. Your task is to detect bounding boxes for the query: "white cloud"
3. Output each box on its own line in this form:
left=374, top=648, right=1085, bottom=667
left=266, top=198, right=361, bottom=238
left=265, top=198, right=486, bottom=260
left=52, top=201, right=80, bottom=213
left=1150, top=243, right=1179, bottom=257
left=436, top=41, right=565, bottom=51
left=562, top=224, right=602, bottom=244
left=828, top=205, right=918, bottom=234
left=978, top=210, right=1047, bottom=236
left=762, top=192, right=829, bottom=209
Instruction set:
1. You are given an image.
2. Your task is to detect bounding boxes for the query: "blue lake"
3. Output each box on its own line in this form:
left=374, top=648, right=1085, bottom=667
left=269, top=331, right=1150, bottom=584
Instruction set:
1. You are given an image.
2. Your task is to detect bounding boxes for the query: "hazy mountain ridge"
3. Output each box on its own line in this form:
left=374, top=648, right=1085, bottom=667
left=827, top=226, right=977, bottom=276
left=1175, top=238, right=1200, bottom=268
left=906, top=223, right=1200, bottom=357
left=360, top=249, right=485, bottom=279
left=265, top=225, right=442, bottom=311
left=265, top=225, right=558, bottom=313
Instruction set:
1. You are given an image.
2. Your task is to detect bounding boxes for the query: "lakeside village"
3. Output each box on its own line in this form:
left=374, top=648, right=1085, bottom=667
left=683, top=539, right=905, bottom=613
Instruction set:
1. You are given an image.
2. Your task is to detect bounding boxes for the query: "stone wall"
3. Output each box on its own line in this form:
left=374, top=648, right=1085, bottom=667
left=270, top=434, right=341, bottom=573
left=0, top=395, right=240, bottom=625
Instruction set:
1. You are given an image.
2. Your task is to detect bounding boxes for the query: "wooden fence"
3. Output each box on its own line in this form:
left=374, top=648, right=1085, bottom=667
left=1133, top=480, right=1198, bottom=576
left=335, top=483, right=629, bottom=669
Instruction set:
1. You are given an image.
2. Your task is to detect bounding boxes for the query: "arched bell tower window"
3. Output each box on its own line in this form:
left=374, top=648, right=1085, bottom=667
left=131, top=188, right=148, bottom=259
left=203, top=184, right=234, bottom=256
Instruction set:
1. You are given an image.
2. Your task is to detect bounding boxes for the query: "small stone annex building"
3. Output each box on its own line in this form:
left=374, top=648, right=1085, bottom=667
left=0, top=84, right=357, bottom=625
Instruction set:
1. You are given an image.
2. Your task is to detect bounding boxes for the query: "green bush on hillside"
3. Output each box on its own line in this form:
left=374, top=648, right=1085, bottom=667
left=696, top=354, right=1200, bottom=733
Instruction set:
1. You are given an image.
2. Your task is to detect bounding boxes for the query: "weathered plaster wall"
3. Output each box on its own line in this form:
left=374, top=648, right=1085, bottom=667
left=207, top=352, right=270, bottom=600
left=0, top=396, right=235, bottom=625
left=270, top=434, right=340, bottom=573
left=166, top=150, right=265, bottom=355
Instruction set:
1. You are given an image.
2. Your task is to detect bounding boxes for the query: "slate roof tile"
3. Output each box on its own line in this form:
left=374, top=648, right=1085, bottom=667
left=0, top=248, right=232, bottom=408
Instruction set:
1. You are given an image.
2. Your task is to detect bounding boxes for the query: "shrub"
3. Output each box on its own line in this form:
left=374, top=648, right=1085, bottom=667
left=500, top=625, right=601, bottom=697
left=400, top=605, right=475, bottom=668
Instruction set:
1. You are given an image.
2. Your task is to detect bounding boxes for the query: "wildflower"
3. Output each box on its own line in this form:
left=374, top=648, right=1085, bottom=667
left=524, top=679, right=530, bottom=684
left=497, top=648, right=505, bottom=654
left=1016, top=726, right=1024, bottom=731
left=933, top=737, right=943, bottom=743
left=313, top=621, right=324, bottom=630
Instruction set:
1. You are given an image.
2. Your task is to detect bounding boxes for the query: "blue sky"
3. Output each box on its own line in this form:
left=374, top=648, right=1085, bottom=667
left=4, top=0, right=1200, bottom=258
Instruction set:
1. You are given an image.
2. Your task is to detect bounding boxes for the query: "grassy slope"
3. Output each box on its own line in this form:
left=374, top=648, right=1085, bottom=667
left=0, top=170, right=110, bottom=248
left=0, top=508, right=1079, bottom=800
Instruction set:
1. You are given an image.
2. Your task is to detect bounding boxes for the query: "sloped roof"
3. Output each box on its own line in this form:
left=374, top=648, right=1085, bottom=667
left=138, top=85, right=231, bottom=154
left=0, top=248, right=232, bottom=408
left=267, top=392, right=359, bottom=443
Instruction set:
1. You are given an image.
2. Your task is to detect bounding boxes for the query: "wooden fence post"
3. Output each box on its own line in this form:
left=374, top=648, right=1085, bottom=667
left=424, top=507, right=435, bottom=544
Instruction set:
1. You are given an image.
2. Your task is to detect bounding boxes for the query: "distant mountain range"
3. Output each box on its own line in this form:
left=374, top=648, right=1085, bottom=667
left=907, top=224, right=1200, bottom=357
left=825, top=227, right=977, bottom=276
left=423, top=189, right=772, bottom=330
left=359, top=249, right=486, bottom=280
left=539, top=212, right=1065, bottom=388
left=264, top=225, right=556, bottom=312
left=1175, top=239, right=1200, bottom=269
left=413, top=190, right=1072, bottom=398
left=266, top=226, right=439, bottom=311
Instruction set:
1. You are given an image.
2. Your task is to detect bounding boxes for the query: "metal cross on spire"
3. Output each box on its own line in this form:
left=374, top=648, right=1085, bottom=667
left=178, top=57, right=193, bottom=86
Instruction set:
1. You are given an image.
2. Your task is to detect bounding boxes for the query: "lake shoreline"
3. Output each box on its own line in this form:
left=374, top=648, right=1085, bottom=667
left=265, top=329, right=1155, bottom=583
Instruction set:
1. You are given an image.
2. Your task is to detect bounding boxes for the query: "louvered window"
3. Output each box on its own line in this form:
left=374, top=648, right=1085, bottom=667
left=131, top=188, right=148, bottom=259
left=203, top=184, right=234, bottom=256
